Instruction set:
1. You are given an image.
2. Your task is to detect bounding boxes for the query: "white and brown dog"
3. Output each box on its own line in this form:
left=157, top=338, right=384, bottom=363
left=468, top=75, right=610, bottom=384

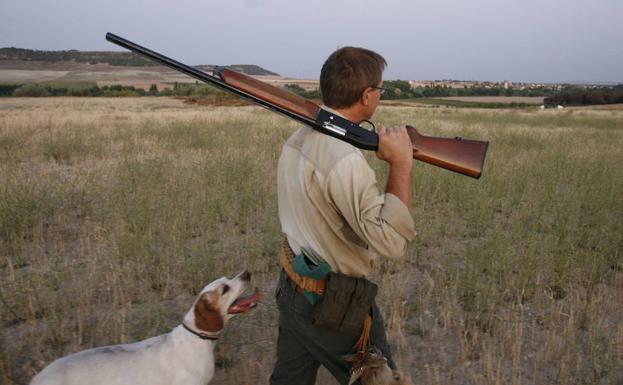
left=30, top=271, right=259, bottom=385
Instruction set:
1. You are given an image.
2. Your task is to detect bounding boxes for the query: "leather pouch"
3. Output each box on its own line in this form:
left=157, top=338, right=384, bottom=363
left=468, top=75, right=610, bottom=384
left=311, top=273, right=377, bottom=335
left=339, top=277, right=377, bottom=334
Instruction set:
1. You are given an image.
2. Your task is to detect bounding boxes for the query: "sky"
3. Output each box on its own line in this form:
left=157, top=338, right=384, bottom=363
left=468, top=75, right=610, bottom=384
left=1, top=0, right=622, bottom=83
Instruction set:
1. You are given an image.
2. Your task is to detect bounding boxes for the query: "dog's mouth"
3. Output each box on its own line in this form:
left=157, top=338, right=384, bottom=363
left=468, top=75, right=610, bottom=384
left=228, top=287, right=260, bottom=314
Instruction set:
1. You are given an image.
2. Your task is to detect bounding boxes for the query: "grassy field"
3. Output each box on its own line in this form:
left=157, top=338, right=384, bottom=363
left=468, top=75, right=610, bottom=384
left=394, top=97, right=541, bottom=109
left=438, top=96, right=545, bottom=105
left=1, top=98, right=622, bottom=385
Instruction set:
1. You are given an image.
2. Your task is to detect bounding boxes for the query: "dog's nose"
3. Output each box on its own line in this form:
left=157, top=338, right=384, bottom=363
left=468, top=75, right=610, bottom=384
left=240, top=270, right=251, bottom=281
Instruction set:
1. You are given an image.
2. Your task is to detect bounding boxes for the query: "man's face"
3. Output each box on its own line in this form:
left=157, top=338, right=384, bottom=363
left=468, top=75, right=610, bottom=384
left=363, top=81, right=384, bottom=120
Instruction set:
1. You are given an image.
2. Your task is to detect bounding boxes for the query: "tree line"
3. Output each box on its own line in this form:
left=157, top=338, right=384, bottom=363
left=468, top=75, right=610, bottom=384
left=544, top=85, right=623, bottom=106
left=379, top=80, right=550, bottom=99
left=379, top=81, right=623, bottom=106
left=283, top=81, right=549, bottom=100
left=4, top=80, right=622, bottom=108
left=0, top=82, right=227, bottom=98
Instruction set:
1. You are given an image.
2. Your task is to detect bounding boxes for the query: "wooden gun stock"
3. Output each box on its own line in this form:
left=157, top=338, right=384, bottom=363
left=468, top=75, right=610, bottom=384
left=407, top=126, right=488, bottom=179
left=105, top=33, right=489, bottom=179
left=219, top=69, right=489, bottom=179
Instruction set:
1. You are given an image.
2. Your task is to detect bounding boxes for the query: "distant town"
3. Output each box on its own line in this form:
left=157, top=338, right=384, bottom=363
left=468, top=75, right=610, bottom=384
left=407, top=79, right=617, bottom=91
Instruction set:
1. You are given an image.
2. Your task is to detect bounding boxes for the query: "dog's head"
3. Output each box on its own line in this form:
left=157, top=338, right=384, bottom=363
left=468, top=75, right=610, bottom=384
left=183, top=270, right=259, bottom=339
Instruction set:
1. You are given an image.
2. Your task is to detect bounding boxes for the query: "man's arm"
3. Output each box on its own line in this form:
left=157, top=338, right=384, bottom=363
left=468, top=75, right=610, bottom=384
left=376, top=125, right=413, bottom=208
left=325, top=149, right=416, bottom=259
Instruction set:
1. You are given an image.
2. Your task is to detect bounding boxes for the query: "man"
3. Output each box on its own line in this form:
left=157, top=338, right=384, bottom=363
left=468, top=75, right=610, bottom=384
left=271, top=46, right=416, bottom=385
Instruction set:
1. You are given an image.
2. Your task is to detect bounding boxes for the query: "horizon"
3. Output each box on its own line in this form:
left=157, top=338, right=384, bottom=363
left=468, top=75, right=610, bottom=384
left=1, top=0, right=622, bottom=84
left=1, top=46, right=621, bottom=86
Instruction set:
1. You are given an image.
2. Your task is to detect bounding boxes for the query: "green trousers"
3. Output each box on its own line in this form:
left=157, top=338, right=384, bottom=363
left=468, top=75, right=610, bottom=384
left=270, top=270, right=396, bottom=385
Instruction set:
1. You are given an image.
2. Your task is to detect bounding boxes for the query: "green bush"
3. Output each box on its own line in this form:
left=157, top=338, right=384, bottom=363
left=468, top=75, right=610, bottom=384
left=12, top=84, right=51, bottom=97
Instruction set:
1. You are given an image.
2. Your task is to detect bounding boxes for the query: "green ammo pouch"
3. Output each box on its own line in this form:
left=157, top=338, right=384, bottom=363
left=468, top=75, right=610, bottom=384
left=292, top=250, right=331, bottom=305
left=311, top=273, right=378, bottom=335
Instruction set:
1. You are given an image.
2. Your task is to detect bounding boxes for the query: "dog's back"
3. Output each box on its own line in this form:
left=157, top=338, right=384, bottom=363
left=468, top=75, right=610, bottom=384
left=30, top=329, right=214, bottom=385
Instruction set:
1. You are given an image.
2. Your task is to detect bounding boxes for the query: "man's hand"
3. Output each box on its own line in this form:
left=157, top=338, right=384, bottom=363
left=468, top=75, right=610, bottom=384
left=376, top=125, right=413, bottom=208
left=376, top=125, right=413, bottom=171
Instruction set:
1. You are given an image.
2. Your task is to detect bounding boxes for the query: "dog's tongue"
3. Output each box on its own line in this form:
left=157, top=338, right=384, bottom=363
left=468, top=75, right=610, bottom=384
left=228, top=288, right=260, bottom=314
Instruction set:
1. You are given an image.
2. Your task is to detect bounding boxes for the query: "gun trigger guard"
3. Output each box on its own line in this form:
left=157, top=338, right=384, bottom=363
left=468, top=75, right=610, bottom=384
left=361, top=120, right=376, bottom=132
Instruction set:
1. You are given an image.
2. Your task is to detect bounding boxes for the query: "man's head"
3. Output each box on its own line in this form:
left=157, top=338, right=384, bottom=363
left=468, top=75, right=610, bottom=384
left=320, top=47, right=386, bottom=116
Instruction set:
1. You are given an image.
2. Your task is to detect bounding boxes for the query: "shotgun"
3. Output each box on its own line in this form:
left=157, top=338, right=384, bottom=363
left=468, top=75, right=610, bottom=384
left=105, top=32, right=489, bottom=178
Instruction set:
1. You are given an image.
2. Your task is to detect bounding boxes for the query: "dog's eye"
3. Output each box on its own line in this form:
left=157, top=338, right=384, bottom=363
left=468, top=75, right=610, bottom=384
left=222, top=285, right=230, bottom=294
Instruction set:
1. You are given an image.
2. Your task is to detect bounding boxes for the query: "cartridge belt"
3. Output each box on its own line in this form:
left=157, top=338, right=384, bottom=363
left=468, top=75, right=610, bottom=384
left=279, top=239, right=326, bottom=295
left=278, top=238, right=373, bottom=353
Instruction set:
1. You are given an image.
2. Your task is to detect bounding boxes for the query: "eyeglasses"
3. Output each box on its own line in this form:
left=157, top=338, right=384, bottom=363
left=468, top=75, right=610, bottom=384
left=370, top=86, right=386, bottom=95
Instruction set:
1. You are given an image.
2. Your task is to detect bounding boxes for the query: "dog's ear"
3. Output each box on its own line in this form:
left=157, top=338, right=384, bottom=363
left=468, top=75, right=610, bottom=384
left=194, top=291, right=224, bottom=333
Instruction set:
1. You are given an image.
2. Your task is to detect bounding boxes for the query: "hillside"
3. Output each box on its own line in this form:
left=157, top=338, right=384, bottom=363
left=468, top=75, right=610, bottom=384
left=0, top=47, right=156, bottom=67
left=195, top=64, right=278, bottom=76
left=0, top=47, right=278, bottom=75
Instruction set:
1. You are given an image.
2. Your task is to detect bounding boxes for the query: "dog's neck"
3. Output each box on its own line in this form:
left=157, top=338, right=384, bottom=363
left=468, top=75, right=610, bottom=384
left=181, top=304, right=225, bottom=342
left=166, top=325, right=217, bottom=385
left=181, top=322, right=220, bottom=340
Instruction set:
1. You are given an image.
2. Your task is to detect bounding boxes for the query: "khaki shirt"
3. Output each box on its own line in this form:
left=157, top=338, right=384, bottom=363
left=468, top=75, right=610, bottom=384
left=277, top=112, right=416, bottom=277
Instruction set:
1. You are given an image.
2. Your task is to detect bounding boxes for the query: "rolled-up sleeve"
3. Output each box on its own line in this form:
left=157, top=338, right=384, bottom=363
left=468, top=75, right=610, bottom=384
left=325, top=153, right=416, bottom=259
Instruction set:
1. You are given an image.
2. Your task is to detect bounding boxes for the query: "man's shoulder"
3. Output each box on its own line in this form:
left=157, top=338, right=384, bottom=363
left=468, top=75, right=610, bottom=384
left=285, top=126, right=365, bottom=176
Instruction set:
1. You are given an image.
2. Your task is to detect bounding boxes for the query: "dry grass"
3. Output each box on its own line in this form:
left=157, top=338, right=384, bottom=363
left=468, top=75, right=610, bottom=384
left=1, top=98, right=622, bottom=385
left=438, top=96, right=546, bottom=105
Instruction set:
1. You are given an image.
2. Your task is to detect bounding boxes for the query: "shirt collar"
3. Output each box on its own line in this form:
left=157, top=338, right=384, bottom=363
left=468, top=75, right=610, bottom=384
left=320, top=105, right=347, bottom=119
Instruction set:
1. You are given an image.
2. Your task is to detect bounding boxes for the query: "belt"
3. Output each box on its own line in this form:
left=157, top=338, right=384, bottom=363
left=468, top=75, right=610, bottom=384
left=291, top=279, right=307, bottom=295
left=278, top=238, right=372, bottom=354
left=279, top=239, right=326, bottom=295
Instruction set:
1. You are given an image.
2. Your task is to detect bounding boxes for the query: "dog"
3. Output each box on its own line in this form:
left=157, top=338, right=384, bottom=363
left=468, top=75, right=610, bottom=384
left=30, top=271, right=259, bottom=385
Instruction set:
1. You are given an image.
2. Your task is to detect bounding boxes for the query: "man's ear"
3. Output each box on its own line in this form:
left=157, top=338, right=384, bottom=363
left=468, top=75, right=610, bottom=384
left=361, top=87, right=373, bottom=106
left=194, top=291, right=224, bottom=333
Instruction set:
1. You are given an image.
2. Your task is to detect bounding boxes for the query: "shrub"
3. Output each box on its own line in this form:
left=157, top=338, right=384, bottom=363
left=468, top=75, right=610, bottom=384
left=12, top=84, right=51, bottom=97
